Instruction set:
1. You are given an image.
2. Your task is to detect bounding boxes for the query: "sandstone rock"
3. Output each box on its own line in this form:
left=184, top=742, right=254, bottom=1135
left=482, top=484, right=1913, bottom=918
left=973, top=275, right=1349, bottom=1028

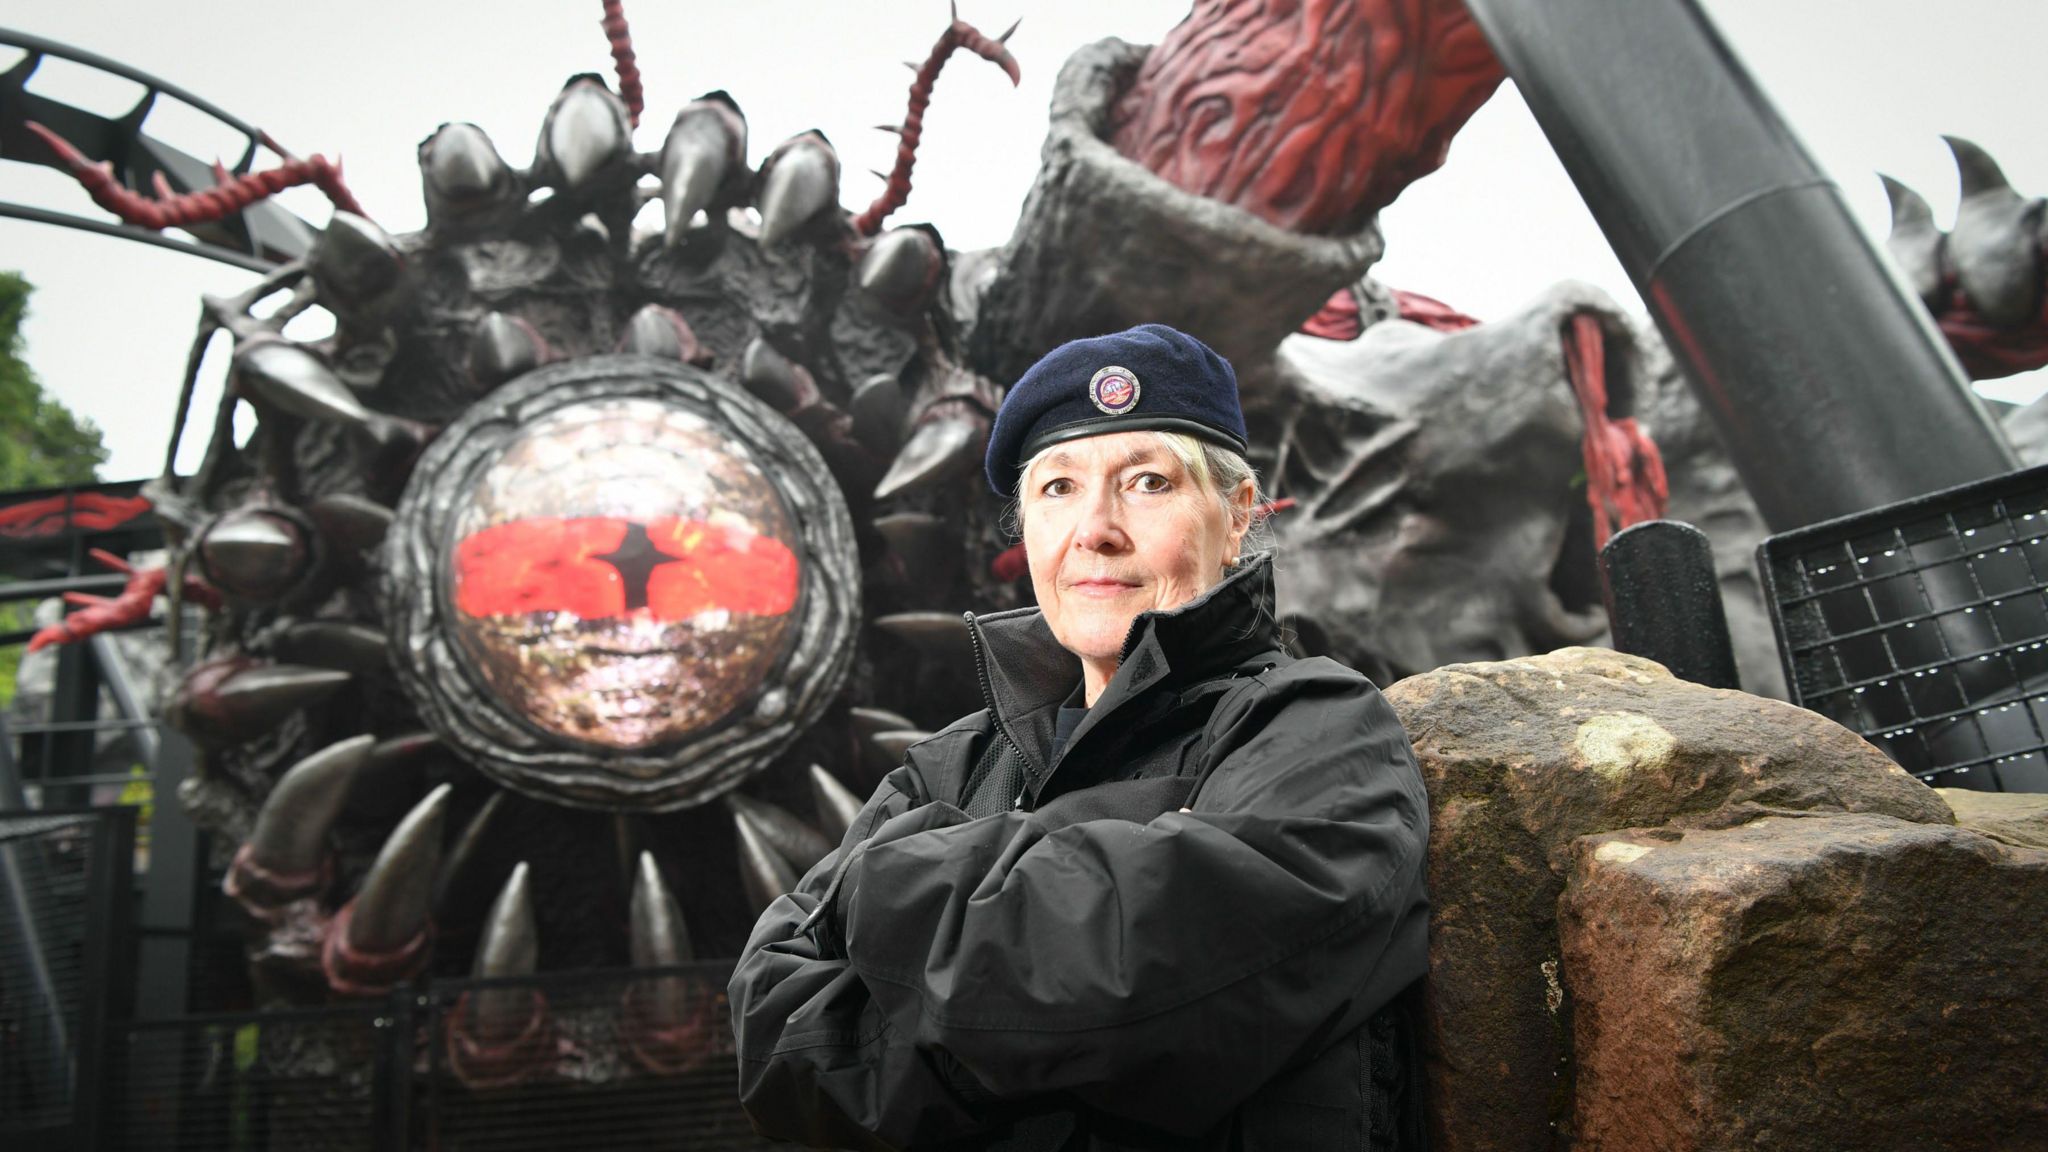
left=1561, top=814, right=2048, bottom=1151
left=1383, top=647, right=1952, bottom=1152
left=1938, top=787, right=2048, bottom=850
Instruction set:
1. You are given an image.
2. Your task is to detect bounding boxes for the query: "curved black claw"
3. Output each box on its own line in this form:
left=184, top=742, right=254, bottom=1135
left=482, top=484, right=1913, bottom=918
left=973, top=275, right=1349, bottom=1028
left=874, top=415, right=981, bottom=500
left=1946, top=135, right=2046, bottom=328
left=309, top=212, right=404, bottom=311
left=346, top=783, right=450, bottom=955
left=240, top=734, right=375, bottom=883
left=1880, top=174, right=1945, bottom=309
left=470, top=312, right=546, bottom=390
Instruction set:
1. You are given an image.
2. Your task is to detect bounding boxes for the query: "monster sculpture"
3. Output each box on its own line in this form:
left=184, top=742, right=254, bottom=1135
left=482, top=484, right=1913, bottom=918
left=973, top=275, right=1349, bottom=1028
left=21, top=0, right=2048, bottom=1094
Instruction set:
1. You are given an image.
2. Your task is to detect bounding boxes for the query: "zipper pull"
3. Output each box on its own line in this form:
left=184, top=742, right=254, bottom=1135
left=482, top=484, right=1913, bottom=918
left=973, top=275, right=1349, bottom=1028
left=1013, top=785, right=1026, bottom=810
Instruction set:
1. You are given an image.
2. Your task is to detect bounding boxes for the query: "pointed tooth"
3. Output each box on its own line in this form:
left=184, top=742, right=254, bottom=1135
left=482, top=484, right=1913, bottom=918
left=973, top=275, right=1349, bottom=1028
left=618, top=303, right=706, bottom=364
left=733, top=810, right=798, bottom=916
left=870, top=729, right=932, bottom=764
left=756, top=133, right=839, bottom=248
left=199, top=510, right=310, bottom=600
left=1945, top=136, right=2045, bottom=328
left=347, top=784, right=450, bottom=954
left=544, top=78, right=630, bottom=190
left=740, top=337, right=806, bottom=410
left=630, top=851, right=694, bottom=967
left=234, top=338, right=374, bottom=429
left=659, top=102, right=745, bottom=247
left=873, top=511, right=947, bottom=573
left=850, top=706, right=917, bottom=739
left=469, top=862, right=538, bottom=1045
left=1880, top=174, right=1946, bottom=306
left=850, top=373, right=906, bottom=453
left=309, top=212, right=403, bottom=308
left=277, top=621, right=389, bottom=677
left=435, top=792, right=508, bottom=919
left=169, top=658, right=352, bottom=746
left=809, top=765, right=865, bottom=844
left=470, top=311, right=544, bottom=389
left=473, top=864, right=536, bottom=977
left=307, top=494, right=393, bottom=553
left=874, top=611, right=970, bottom=654
left=857, top=227, right=943, bottom=311
left=420, top=122, right=511, bottom=216
left=726, top=794, right=832, bottom=874
left=874, top=415, right=982, bottom=500
left=368, top=730, right=439, bottom=771
left=245, top=735, right=374, bottom=877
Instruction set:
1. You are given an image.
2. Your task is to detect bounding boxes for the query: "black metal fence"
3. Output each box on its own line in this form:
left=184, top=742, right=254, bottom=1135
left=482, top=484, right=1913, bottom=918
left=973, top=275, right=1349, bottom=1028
left=0, top=807, right=136, bottom=1151
left=89, top=962, right=767, bottom=1152
left=1760, top=462, right=2048, bottom=791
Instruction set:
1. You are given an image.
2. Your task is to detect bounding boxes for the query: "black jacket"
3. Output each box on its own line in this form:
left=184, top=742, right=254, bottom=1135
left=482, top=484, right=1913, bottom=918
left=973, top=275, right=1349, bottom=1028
left=731, top=556, right=1431, bottom=1149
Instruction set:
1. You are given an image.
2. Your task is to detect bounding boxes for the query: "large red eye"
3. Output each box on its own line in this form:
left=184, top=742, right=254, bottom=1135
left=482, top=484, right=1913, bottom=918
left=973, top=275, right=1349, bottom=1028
left=451, top=515, right=797, bottom=621
left=437, top=397, right=806, bottom=752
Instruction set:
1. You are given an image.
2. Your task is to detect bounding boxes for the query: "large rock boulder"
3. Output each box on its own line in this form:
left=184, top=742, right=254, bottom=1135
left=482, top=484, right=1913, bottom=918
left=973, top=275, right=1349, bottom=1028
left=1939, top=787, right=2048, bottom=850
left=1383, top=647, right=1952, bottom=1152
left=1561, top=814, right=2048, bottom=1151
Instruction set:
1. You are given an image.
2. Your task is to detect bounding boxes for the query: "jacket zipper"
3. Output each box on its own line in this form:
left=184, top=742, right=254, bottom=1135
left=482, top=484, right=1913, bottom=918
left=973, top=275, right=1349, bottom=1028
left=963, top=611, right=1033, bottom=810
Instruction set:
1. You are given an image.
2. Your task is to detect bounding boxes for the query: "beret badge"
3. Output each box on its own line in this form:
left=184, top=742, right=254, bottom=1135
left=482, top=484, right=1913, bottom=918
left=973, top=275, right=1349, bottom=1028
left=1088, top=365, right=1141, bottom=416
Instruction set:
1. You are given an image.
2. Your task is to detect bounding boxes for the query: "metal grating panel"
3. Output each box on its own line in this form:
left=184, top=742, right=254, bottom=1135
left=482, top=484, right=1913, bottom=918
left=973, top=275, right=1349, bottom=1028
left=0, top=812, right=100, bottom=1132
left=420, top=962, right=772, bottom=1152
left=101, top=1006, right=386, bottom=1152
left=1759, top=462, right=2048, bottom=791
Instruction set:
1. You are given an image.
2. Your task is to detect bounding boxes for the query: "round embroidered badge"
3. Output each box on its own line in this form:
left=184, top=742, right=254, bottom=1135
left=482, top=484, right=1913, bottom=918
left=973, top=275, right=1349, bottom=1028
left=1088, top=366, right=1141, bottom=416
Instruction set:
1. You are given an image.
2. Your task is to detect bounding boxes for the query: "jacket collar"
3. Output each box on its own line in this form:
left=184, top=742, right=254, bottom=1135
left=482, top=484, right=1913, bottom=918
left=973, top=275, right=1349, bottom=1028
left=965, top=554, right=1282, bottom=784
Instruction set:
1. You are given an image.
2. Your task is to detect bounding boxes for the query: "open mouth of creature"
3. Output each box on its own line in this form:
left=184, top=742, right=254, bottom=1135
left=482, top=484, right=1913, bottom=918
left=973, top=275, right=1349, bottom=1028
left=442, top=399, right=802, bottom=750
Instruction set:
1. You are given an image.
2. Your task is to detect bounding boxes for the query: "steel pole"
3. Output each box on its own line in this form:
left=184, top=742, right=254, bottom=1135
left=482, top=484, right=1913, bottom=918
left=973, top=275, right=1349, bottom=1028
left=1462, top=0, right=2017, bottom=530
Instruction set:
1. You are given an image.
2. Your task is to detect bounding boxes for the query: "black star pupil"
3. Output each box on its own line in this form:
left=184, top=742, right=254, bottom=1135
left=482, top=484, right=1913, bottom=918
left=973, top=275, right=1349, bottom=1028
left=592, top=522, right=682, bottom=611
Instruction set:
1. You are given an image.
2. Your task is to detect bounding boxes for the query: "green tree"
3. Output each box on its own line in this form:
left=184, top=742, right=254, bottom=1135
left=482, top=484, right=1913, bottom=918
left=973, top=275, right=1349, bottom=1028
left=0, top=271, right=109, bottom=706
left=0, top=271, right=107, bottom=489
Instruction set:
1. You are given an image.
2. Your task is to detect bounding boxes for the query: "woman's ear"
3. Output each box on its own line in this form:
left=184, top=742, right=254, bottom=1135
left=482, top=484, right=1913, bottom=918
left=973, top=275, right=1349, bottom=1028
left=1227, top=477, right=1257, bottom=544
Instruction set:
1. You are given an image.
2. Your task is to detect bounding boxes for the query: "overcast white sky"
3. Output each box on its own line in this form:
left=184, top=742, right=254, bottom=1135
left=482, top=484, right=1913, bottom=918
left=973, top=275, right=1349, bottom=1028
left=4, top=1, right=2045, bottom=481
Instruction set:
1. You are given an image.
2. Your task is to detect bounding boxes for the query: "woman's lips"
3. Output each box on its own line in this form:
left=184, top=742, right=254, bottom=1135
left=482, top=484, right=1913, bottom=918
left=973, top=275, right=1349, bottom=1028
left=1067, top=578, right=1140, bottom=597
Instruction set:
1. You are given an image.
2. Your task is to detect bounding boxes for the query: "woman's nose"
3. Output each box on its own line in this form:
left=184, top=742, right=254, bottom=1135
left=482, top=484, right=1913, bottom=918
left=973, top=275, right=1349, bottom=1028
left=1072, top=490, right=1128, bottom=552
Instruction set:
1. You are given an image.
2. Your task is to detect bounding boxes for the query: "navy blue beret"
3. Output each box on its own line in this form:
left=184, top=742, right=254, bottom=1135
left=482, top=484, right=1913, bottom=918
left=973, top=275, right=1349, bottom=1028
left=984, top=324, right=1249, bottom=495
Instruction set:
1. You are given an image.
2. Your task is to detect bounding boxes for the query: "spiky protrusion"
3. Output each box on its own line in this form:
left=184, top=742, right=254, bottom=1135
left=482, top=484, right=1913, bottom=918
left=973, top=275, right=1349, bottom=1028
left=470, top=312, right=546, bottom=390
left=324, top=784, right=449, bottom=995
left=1880, top=174, right=1946, bottom=308
left=658, top=98, right=748, bottom=247
left=874, top=415, right=981, bottom=499
left=727, top=794, right=833, bottom=875
left=756, top=132, right=841, bottom=249
left=167, top=657, right=351, bottom=748
left=419, top=122, right=514, bottom=222
left=733, top=809, right=799, bottom=916
left=224, top=734, right=375, bottom=909
left=308, top=212, right=404, bottom=310
left=197, top=509, right=312, bottom=601
left=468, top=863, right=540, bottom=1042
left=809, top=764, right=866, bottom=844
left=858, top=226, right=945, bottom=312
left=1946, top=136, right=2045, bottom=329
left=538, top=76, right=633, bottom=192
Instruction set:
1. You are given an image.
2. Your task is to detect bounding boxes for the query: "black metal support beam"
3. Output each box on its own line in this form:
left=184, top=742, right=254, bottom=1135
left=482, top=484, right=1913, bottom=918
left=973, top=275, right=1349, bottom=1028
left=1463, top=0, right=2018, bottom=531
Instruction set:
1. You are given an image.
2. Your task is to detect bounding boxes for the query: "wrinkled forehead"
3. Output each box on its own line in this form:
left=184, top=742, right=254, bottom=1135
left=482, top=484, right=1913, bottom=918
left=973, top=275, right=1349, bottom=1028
left=1020, top=430, right=1188, bottom=487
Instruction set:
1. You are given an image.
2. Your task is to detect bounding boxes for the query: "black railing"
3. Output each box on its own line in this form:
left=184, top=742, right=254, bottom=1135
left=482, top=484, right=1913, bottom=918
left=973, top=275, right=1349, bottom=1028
left=1759, top=462, right=2048, bottom=791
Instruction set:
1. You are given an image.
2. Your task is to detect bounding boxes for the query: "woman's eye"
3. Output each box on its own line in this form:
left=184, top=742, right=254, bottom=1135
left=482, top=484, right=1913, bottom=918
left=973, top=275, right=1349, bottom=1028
left=1132, top=472, right=1170, bottom=493
left=1041, top=477, right=1074, bottom=497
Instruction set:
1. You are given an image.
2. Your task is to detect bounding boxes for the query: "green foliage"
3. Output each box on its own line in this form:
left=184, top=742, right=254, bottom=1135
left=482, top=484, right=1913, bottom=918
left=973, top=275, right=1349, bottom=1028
left=0, top=271, right=108, bottom=490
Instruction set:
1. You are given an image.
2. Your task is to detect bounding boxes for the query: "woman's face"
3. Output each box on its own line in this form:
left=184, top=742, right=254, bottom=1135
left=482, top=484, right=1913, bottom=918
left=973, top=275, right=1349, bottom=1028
left=1019, top=432, right=1250, bottom=685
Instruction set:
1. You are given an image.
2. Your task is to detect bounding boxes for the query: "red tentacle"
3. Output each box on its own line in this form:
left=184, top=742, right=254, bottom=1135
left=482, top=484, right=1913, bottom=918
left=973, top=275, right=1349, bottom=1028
left=1564, top=312, right=1668, bottom=550
left=600, top=0, right=644, bottom=128
left=853, top=14, right=1022, bottom=237
left=25, top=121, right=370, bottom=231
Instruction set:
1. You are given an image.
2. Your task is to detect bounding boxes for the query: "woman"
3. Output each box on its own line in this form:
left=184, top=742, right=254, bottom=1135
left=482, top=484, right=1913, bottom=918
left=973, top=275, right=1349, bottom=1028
left=731, top=324, right=1431, bottom=1150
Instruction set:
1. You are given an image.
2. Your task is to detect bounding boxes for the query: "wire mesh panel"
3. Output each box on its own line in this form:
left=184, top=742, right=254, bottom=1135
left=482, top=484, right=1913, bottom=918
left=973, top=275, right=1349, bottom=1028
left=0, top=812, right=102, bottom=1132
left=421, top=962, right=773, bottom=1152
left=1759, top=462, right=2048, bottom=791
left=100, top=1005, right=387, bottom=1152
